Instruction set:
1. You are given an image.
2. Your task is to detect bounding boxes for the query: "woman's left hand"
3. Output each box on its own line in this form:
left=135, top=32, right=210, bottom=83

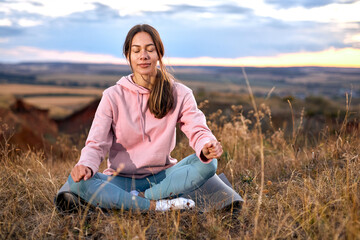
left=202, top=140, right=223, bottom=160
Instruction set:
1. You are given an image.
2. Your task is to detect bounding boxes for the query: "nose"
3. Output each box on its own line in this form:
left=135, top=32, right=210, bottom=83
left=139, top=50, right=149, bottom=60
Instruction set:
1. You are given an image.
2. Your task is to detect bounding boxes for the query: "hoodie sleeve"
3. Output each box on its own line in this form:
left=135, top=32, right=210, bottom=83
left=76, top=91, right=114, bottom=174
left=178, top=91, right=217, bottom=163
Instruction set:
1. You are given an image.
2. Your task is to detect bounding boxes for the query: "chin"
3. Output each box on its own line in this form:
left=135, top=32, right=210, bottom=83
left=135, top=69, right=157, bottom=76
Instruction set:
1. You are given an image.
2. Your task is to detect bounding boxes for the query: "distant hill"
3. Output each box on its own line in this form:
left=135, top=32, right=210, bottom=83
left=1, top=62, right=359, bottom=99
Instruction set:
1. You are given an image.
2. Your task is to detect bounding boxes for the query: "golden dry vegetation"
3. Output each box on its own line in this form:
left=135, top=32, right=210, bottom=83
left=0, top=84, right=103, bottom=96
left=0, top=91, right=359, bottom=239
left=0, top=84, right=103, bottom=118
left=37, top=74, right=119, bottom=86
left=24, top=96, right=98, bottom=118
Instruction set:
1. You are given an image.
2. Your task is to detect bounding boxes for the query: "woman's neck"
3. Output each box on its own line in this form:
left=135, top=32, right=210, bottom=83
left=133, top=73, right=156, bottom=90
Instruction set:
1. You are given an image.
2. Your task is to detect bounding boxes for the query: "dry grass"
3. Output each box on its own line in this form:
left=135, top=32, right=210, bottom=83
left=0, top=84, right=103, bottom=118
left=37, top=74, right=119, bottom=85
left=0, top=94, right=359, bottom=239
left=23, top=96, right=98, bottom=118
left=0, top=84, right=103, bottom=96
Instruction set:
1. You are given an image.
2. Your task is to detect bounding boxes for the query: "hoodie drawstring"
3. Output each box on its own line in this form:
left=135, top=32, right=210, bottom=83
left=137, top=91, right=146, bottom=141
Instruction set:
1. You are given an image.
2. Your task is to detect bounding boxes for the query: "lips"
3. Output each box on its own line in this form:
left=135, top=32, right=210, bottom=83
left=138, top=63, right=151, bottom=68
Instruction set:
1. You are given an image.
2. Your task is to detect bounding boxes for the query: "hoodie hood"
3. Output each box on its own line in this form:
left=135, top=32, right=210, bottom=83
left=116, top=74, right=150, bottom=95
left=117, top=74, right=149, bottom=141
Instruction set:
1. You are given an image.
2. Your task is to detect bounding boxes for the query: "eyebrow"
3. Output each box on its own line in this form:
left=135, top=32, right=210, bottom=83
left=131, top=43, right=155, bottom=48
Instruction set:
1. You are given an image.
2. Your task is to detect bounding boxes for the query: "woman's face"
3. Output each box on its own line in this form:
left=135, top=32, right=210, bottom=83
left=129, top=32, right=159, bottom=77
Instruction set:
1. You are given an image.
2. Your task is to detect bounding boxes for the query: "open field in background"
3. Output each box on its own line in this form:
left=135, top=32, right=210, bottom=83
left=0, top=87, right=359, bottom=124
left=180, top=80, right=272, bottom=95
left=24, top=96, right=98, bottom=118
left=1, top=63, right=359, bottom=98
left=0, top=84, right=103, bottom=96
left=37, top=74, right=120, bottom=87
left=0, top=82, right=274, bottom=119
left=0, top=84, right=102, bottom=118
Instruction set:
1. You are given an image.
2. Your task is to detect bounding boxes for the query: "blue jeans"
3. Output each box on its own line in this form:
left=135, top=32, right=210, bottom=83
left=68, top=154, right=217, bottom=210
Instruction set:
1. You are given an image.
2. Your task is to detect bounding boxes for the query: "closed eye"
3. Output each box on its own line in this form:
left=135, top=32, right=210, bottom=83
left=146, top=46, right=155, bottom=52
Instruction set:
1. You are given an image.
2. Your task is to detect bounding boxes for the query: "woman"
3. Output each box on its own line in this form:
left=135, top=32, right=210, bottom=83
left=69, top=24, right=223, bottom=211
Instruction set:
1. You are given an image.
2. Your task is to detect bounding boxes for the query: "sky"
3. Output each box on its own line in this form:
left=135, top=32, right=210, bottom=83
left=0, top=0, right=360, bottom=67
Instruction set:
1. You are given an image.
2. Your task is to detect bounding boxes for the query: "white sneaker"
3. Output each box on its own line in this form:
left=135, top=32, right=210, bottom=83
left=156, top=197, right=195, bottom=211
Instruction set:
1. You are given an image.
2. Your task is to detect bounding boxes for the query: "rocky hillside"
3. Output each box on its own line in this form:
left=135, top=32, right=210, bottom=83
left=0, top=99, right=58, bottom=151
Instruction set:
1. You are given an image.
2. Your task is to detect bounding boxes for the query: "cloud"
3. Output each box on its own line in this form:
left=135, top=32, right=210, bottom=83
left=28, top=1, right=43, bottom=7
left=0, top=26, right=23, bottom=36
left=18, top=18, right=42, bottom=27
left=160, top=17, right=350, bottom=58
left=66, top=2, right=123, bottom=22
left=215, top=4, right=253, bottom=14
left=0, top=0, right=95, bottom=18
left=0, top=38, right=9, bottom=43
left=0, top=1, right=123, bottom=25
left=0, top=18, right=11, bottom=26
left=165, top=4, right=204, bottom=13
left=0, top=0, right=359, bottom=64
left=265, top=0, right=359, bottom=9
left=166, top=47, right=360, bottom=67
left=344, top=33, right=360, bottom=47
left=0, top=8, right=50, bottom=28
left=0, top=46, right=127, bottom=64
left=145, top=3, right=252, bottom=15
left=249, top=0, right=360, bottom=23
left=19, top=11, right=352, bottom=59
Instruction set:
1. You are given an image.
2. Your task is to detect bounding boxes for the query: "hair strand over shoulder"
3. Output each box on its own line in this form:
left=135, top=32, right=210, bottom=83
left=123, top=24, right=174, bottom=119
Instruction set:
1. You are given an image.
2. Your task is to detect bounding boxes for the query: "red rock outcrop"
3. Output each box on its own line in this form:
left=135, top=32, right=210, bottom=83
left=55, top=98, right=100, bottom=135
left=0, top=99, right=58, bottom=151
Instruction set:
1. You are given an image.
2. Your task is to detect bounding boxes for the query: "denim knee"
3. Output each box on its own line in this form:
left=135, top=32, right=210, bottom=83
left=200, top=158, right=218, bottom=180
left=67, top=174, right=81, bottom=194
left=67, top=174, right=89, bottom=195
left=67, top=174, right=74, bottom=187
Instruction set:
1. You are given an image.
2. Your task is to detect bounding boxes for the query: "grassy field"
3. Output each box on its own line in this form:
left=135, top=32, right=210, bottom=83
left=2, top=82, right=358, bottom=123
left=0, top=94, right=359, bottom=239
left=0, top=84, right=102, bottom=118
left=24, top=96, right=98, bottom=118
left=0, top=84, right=103, bottom=96
left=37, top=74, right=120, bottom=87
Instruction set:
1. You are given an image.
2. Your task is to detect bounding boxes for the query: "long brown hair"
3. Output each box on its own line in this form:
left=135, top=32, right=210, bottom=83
left=123, top=24, right=174, bottom=119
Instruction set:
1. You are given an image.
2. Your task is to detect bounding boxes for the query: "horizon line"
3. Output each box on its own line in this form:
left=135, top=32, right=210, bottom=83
left=1, top=60, right=359, bottom=69
left=1, top=46, right=360, bottom=68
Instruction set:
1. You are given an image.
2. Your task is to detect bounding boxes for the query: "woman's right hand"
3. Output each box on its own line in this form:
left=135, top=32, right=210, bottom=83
left=71, top=165, right=93, bottom=182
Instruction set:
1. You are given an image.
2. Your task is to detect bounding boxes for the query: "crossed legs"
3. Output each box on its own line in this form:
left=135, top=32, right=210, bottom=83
left=68, top=154, right=217, bottom=211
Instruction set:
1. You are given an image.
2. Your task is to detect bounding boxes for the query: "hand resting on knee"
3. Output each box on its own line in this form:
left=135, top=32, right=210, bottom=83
left=71, top=165, right=93, bottom=182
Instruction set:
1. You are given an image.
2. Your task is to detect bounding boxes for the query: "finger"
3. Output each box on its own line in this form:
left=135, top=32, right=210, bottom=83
left=78, top=167, right=87, bottom=181
left=216, top=145, right=223, bottom=153
left=83, top=168, right=92, bottom=181
left=74, top=166, right=86, bottom=182
left=211, top=141, right=221, bottom=148
left=71, top=167, right=79, bottom=182
left=211, top=148, right=223, bottom=158
left=209, top=143, right=222, bottom=153
left=205, top=142, right=213, bottom=149
left=206, top=151, right=219, bottom=159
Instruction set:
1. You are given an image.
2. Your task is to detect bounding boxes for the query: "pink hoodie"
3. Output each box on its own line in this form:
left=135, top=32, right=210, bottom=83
left=77, top=74, right=216, bottom=178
